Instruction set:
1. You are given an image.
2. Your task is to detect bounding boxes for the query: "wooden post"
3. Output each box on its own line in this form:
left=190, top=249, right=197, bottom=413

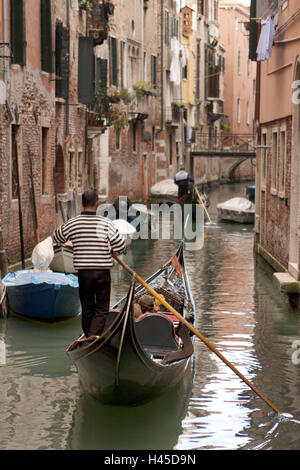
left=0, top=227, right=8, bottom=318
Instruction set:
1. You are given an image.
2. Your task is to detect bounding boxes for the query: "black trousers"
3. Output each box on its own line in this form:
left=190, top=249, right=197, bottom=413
left=78, top=269, right=111, bottom=338
left=178, top=184, right=189, bottom=198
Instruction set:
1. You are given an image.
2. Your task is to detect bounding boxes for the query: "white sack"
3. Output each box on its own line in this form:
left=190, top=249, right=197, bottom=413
left=32, top=236, right=54, bottom=272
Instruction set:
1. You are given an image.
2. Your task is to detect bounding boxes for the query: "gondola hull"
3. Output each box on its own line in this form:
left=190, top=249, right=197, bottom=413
left=67, top=244, right=195, bottom=405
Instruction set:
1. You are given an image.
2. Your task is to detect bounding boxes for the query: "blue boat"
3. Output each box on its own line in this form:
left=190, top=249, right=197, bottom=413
left=2, top=270, right=81, bottom=322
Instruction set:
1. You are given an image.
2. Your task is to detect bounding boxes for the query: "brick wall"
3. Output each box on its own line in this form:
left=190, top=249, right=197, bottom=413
left=258, top=116, right=292, bottom=269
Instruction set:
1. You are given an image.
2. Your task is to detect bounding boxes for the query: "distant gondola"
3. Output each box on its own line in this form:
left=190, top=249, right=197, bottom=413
left=66, top=243, right=195, bottom=406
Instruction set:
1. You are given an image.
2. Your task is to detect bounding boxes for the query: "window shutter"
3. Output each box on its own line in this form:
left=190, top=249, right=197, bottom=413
left=151, top=55, right=157, bottom=89
left=95, top=57, right=107, bottom=92
left=10, top=0, right=26, bottom=65
left=109, top=37, right=118, bottom=87
left=165, top=10, right=170, bottom=45
left=78, top=36, right=95, bottom=105
left=40, top=0, right=52, bottom=73
left=55, top=20, right=69, bottom=99
left=249, top=0, right=258, bottom=61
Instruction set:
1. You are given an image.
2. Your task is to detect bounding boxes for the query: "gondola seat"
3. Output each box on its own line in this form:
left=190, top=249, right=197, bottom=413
left=134, top=312, right=179, bottom=357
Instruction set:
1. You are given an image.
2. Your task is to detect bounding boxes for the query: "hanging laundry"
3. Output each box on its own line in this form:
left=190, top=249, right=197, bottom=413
left=256, top=14, right=278, bottom=61
left=181, top=45, right=190, bottom=68
left=170, top=37, right=181, bottom=86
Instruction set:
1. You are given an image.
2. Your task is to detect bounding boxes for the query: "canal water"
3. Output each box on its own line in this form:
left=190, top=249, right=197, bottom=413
left=1, top=182, right=300, bottom=451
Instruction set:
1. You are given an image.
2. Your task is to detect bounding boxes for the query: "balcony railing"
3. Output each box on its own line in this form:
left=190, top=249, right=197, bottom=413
left=166, top=104, right=181, bottom=124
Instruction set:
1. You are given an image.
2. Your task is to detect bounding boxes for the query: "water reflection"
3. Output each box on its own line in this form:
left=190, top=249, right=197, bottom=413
left=1, top=182, right=300, bottom=449
left=66, top=363, right=194, bottom=450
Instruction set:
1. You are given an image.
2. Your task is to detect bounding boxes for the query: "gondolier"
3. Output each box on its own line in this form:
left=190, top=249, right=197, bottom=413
left=174, top=168, right=194, bottom=199
left=52, top=189, right=125, bottom=338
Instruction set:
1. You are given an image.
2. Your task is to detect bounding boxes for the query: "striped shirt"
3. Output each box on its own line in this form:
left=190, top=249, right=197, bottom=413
left=52, top=212, right=126, bottom=270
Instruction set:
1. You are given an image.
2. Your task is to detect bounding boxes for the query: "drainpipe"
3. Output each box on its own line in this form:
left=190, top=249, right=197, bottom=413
left=156, top=0, right=164, bottom=136
left=65, top=0, right=70, bottom=137
left=3, top=0, right=8, bottom=85
left=141, top=0, right=144, bottom=81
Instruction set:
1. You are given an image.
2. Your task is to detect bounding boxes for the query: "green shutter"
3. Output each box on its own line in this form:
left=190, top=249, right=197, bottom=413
left=249, top=0, right=258, bottom=61
left=109, top=37, right=118, bottom=87
left=96, top=57, right=107, bottom=91
left=78, top=36, right=95, bottom=105
left=41, top=0, right=52, bottom=73
left=151, top=55, right=157, bottom=89
left=165, top=10, right=169, bottom=45
left=55, top=20, right=69, bottom=99
left=10, top=0, right=26, bottom=65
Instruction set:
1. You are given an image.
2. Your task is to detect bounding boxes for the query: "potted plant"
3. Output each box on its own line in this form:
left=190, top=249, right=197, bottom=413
left=79, top=0, right=92, bottom=12
left=107, top=105, right=129, bottom=132
left=220, top=121, right=231, bottom=133
left=133, top=81, right=153, bottom=98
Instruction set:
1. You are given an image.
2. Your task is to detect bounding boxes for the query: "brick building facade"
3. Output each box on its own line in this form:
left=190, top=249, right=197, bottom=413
left=252, top=0, right=300, bottom=292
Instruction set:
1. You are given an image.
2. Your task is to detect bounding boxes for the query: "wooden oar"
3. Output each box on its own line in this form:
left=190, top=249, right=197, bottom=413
left=29, top=152, right=40, bottom=244
left=112, top=253, right=281, bottom=415
left=194, top=186, right=212, bottom=223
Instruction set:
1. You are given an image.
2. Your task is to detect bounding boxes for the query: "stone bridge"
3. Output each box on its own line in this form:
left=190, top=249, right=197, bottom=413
left=190, top=134, right=256, bottom=182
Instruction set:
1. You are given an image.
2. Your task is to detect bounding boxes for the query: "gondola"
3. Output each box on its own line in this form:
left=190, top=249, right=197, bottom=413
left=66, top=243, right=196, bottom=406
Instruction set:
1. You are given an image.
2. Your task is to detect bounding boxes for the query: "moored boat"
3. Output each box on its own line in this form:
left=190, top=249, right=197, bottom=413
left=217, top=197, right=255, bottom=224
left=66, top=243, right=196, bottom=405
left=2, top=270, right=81, bottom=322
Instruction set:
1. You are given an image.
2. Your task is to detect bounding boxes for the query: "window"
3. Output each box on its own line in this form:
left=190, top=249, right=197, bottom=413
left=196, top=41, right=200, bottom=100
left=279, top=128, right=286, bottom=195
left=41, top=127, right=49, bottom=195
left=172, top=17, right=178, bottom=38
left=169, top=134, right=173, bottom=165
left=183, top=64, right=188, bottom=80
left=165, top=10, right=170, bottom=45
left=120, top=41, right=126, bottom=88
left=78, top=151, right=82, bottom=189
left=152, top=126, right=155, bottom=152
left=116, top=130, right=120, bottom=150
left=132, top=122, right=137, bottom=152
left=151, top=55, right=157, bottom=89
left=55, top=20, right=70, bottom=99
left=143, top=51, right=147, bottom=82
left=271, top=130, right=278, bottom=192
left=109, top=36, right=118, bottom=87
left=237, top=98, right=241, bottom=124
left=198, top=0, right=204, bottom=15
left=40, top=0, right=52, bottom=73
left=10, top=0, right=26, bottom=65
left=261, top=131, right=267, bottom=188
left=69, top=151, right=75, bottom=189
left=248, top=59, right=252, bottom=76
left=238, top=50, right=241, bottom=75
left=78, top=36, right=94, bottom=105
left=246, top=101, right=250, bottom=125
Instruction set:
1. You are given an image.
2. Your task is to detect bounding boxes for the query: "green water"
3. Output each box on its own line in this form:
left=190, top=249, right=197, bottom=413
left=1, top=182, right=300, bottom=450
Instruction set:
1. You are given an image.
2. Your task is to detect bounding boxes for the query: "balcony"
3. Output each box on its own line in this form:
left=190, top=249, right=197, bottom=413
left=165, top=103, right=181, bottom=126
left=85, top=0, right=115, bottom=45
